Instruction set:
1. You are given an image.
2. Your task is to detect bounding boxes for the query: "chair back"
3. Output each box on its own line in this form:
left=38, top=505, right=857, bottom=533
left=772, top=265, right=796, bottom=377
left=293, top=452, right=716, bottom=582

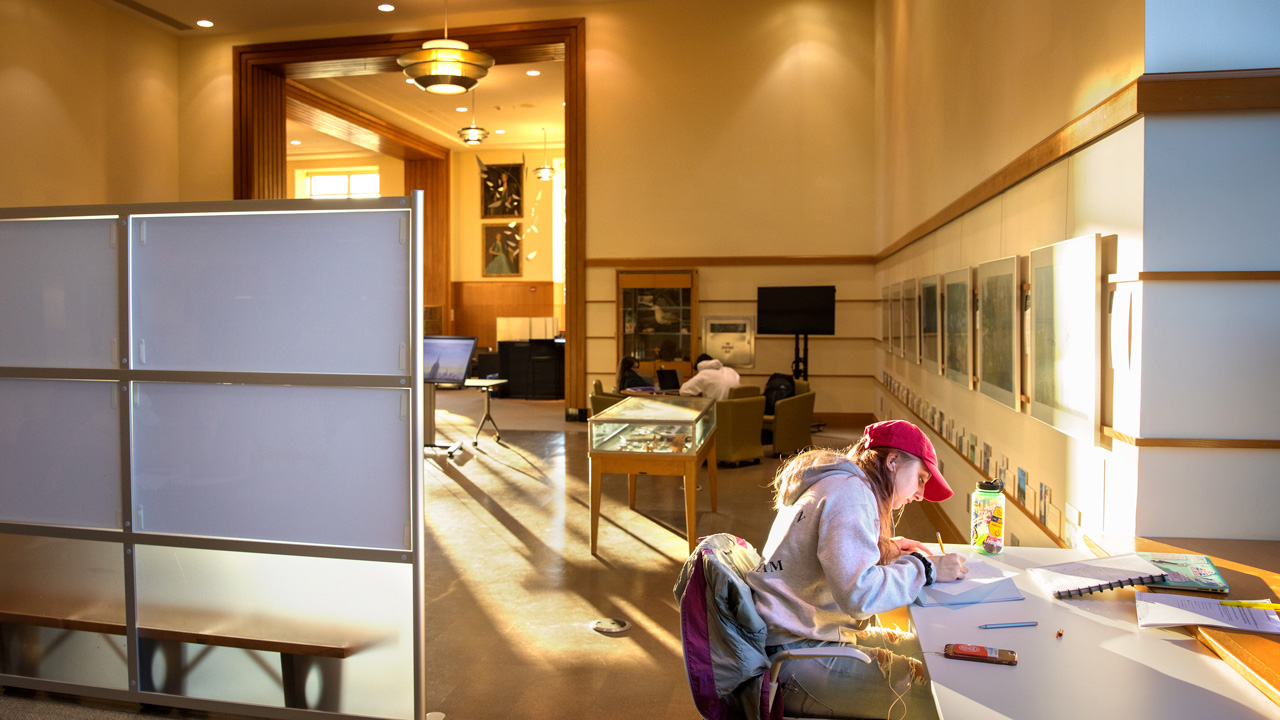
left=726, top=385, right=760, bottom=399
left=715, top=395, right=766, bottom=464
left=675, top=534, right=771, bottom=720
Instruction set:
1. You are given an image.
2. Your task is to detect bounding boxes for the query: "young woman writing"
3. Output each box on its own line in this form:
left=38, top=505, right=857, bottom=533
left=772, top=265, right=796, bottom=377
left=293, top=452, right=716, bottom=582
left=745, top=420, right=968, bottom=718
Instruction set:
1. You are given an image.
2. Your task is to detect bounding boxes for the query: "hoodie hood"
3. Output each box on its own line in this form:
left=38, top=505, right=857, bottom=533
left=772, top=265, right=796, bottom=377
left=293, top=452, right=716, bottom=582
left=697, top=358, right=724, bottom=371
left=791, top=458, right=865, bottom=501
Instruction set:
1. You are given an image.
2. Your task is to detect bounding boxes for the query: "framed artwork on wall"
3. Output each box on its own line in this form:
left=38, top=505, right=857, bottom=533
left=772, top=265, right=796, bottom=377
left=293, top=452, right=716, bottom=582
left=482, top=224, right=521, bottom=277
left=881, top=286, right=891, bottom=348
left=1028, top=233, right=1103, bottom=440
left=977, top=256, right=1021, bottom=409
left=480, top=162, right=523, bottom=219
left=943, top=268, right=973, bottom=388
left=890, top=282, right=903, bottom=356
left=920, top=274, right=943, bottom=374
left=902, top=278, right=919, bottom=363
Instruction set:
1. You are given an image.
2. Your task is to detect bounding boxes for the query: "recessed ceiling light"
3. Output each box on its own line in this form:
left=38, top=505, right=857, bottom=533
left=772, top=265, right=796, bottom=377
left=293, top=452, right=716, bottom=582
left=526, top=70, right=541, bottom=76
left=196, top=19, right=213, bottom=27
left=377, top=3, right=395, bottom=11
left=495, top=129, right=506, bottom=134
left=455, top=107, right=468, bottom=112
left=289, top=140, right=301, bottom=145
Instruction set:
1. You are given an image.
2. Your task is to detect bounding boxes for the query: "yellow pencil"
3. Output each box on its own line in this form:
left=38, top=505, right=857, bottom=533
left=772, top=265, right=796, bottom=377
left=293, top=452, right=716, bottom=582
left=936, top=532, right=946, bottom=555
left=1220, top=601, right=1280, bottom=609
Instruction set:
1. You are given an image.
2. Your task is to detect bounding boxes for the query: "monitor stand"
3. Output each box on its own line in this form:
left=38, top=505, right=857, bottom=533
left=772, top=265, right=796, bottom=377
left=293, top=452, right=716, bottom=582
left=422, top=383, right=464, bottom=458
left=791, top=333, right=809, bottom=380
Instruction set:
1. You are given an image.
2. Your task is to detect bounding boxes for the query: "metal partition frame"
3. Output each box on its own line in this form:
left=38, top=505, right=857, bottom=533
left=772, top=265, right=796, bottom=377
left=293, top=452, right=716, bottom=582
left=0, top=195, right=425, bottom=719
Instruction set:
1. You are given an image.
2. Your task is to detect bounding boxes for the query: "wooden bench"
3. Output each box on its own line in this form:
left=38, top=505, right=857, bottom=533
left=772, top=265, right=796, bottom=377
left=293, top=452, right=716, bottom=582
left=0, top=591, right=380, bottom=711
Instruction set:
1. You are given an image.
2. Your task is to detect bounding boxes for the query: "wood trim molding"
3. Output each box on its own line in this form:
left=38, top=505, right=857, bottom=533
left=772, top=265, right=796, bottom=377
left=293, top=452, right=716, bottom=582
left=700, top=298, right=881, bottom=304
left=586, top=255, right=876, bottom=268
left=813, top=412, right=877, bottom=429
left=879, top=69, right=1280, bottom=265
left=234, top=18, right=588, bottom=415
left=1102, top=426, right=1280, bottom=449
left=1136, top=68, right=1280, bottom=114
left=879, top=81, right=1141, bottom=261
left=756, top=336, right=879, bottom=342
left=285, top=81, right=449, bottom=160
left=1110, top=271, right=1280, bottom=283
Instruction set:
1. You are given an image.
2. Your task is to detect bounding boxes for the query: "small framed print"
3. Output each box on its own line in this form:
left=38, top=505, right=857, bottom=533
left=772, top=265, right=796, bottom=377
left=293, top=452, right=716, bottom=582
left=481, top=162, right=523, bottom=219
left=482, top=224, right=521, bottom=277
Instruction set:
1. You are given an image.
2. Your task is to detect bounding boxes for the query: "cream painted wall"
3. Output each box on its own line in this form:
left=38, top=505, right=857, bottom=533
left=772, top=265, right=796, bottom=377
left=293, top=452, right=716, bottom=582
left=174, top=0, right=876, bottom=252
left=1, top=0, right=179, bottom=207
left=586, top=263, right=881, bottom=415
left=875, top=122, right=1146, bottom=547
left=874, top=0, right=1144, bottom=249
left=452, top=147, right=561, bottom=283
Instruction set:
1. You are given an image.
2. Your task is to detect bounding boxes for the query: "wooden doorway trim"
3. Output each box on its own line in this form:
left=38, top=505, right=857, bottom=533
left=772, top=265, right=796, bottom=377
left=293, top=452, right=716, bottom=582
left=233, top=18, right=587, bottom=415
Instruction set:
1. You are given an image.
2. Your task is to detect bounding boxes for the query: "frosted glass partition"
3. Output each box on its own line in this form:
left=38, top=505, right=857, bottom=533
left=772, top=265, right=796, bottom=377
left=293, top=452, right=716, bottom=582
left=135, top=546, right=413, bottom=717
left=0, top=379, right=121, bottom=528
left=0, top=218, right=118, bottom=369
left=0, top=197, right=423, bottom=720
left=0, top=534, right=127, bottom=689
left=131, top=211, right=410, bottom=374
left=132, top=382, right=410, bottom=549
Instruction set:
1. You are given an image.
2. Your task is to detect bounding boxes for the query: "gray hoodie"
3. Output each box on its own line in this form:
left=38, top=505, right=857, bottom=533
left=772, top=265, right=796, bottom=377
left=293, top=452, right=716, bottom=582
left=744, top=459, right=928, bottom=645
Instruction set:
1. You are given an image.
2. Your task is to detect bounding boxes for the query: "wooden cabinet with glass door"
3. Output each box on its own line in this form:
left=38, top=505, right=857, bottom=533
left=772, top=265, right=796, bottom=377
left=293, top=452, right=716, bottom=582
left=617, top=269, right=698, bottom=387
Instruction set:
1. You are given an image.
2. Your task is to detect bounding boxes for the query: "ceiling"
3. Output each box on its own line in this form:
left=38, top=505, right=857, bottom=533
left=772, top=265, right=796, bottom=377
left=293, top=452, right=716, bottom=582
left=105, top=0, right=579, bottom=156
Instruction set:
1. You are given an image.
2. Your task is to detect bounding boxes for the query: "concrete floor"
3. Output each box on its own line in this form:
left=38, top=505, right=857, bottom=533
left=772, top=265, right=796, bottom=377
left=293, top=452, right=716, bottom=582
left=422, top=388, right=938, bottom=719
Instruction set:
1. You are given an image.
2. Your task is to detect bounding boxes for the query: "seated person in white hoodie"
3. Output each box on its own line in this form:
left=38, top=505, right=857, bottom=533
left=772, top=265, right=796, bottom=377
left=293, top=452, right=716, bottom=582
left=678, top=354, right=740, bottom=402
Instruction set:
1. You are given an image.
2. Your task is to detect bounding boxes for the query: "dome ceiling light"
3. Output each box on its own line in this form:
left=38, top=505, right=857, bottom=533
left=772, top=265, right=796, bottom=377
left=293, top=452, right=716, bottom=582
left=457, top=87, right=489, bottom=145
left=397, top=0, right=494, bottom=95
left=534, top=128, right=555, bottom=181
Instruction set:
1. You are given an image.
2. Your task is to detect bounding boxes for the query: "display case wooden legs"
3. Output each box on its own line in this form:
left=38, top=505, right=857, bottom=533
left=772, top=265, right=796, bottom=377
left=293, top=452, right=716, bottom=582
left=589, top=430, right=717, bottom=554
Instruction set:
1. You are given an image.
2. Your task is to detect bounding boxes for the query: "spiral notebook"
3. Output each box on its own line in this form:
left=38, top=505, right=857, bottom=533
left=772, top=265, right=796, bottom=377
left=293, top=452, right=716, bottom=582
left=1026, top=554, right=1168, bottom=599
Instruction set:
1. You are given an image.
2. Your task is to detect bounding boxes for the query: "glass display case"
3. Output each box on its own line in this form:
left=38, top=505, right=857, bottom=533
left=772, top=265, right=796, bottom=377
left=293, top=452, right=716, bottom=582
left=589, top=395, right=715, bottom=456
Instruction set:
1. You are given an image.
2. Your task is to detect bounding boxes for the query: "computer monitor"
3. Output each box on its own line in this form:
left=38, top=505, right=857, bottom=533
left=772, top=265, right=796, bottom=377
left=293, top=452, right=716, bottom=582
left=656, top=368, right=682, bottom=391
left=423, top=336, right=478, bottom=383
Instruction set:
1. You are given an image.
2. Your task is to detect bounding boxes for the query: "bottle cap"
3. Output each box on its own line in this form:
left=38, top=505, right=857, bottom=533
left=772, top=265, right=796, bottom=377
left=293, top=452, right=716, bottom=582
left=978, top=478, right=1003, bottom=492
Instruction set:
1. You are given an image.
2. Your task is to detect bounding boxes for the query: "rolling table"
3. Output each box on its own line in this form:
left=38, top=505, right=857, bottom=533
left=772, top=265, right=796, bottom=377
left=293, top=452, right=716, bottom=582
left=908, top=546, right=1280, bottom=719
left=465, top=378, right=507, bottom=445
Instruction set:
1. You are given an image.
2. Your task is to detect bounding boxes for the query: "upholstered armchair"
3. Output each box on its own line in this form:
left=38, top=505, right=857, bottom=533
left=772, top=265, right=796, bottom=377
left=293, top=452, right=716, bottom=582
left=715, top=386, right=765, bottom=466
left=589, top=379, right=626, bottom=416
left=763, top=379, right=815, bottom=458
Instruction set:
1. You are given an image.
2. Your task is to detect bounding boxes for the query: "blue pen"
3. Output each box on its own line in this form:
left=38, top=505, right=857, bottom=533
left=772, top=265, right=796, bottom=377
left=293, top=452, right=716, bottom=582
left=978, top=621, right=1037, bottom=629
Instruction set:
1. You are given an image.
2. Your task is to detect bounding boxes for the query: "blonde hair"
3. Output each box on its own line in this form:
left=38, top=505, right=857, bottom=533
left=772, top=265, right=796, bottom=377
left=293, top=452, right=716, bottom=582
left=770, top=436, right=920, bottom=564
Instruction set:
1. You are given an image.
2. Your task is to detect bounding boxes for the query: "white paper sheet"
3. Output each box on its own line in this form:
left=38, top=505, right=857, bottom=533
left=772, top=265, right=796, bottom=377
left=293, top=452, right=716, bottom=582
left=926, top=556, right=1011, bottom=596
left=1135, top=592, right=1280, bottom=634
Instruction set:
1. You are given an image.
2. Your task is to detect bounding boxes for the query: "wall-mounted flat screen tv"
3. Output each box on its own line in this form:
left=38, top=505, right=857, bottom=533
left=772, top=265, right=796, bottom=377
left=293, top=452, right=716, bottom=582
left=423, top=336, right=478, bottom=383
left=756, top=286, right=836, bottom=335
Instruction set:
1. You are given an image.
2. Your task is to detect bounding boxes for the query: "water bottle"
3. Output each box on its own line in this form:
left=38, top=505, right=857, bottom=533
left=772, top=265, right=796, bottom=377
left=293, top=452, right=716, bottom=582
left=971, top=479, right=1004, bottom=555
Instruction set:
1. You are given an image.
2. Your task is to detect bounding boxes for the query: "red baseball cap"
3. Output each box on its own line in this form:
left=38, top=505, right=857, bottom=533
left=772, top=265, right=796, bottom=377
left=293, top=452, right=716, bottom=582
left=862, top=420, right=952, bottom=501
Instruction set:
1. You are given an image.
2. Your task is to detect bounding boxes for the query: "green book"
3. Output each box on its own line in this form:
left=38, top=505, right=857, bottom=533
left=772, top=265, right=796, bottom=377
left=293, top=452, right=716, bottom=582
left=1137, top=552, right=1230, bottom=594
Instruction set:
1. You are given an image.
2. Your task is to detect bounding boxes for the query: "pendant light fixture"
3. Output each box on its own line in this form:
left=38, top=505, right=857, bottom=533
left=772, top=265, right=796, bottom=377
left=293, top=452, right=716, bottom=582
left=457, top=87, right=489, bottom=145
left=397, top=0, right=494, bottom=95
left=533, top=127, right=556, bottom=181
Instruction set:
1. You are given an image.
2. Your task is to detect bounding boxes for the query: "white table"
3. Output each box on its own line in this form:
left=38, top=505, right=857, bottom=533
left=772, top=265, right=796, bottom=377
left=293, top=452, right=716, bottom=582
left=908, top=547, right=1280, bottom=719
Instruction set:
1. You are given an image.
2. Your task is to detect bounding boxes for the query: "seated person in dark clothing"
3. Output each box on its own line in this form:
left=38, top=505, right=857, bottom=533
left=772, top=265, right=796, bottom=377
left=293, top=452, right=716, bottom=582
left=616, top=356, right=650, bottom=391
